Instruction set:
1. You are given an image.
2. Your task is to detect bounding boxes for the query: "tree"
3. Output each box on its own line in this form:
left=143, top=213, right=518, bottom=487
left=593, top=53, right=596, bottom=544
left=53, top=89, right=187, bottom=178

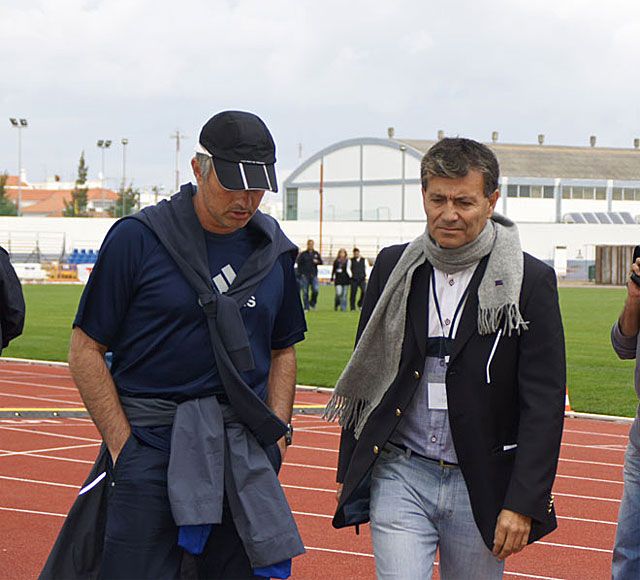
left=63, top=152, right=89, bottom=217
left=0, top=173, right=18, bottom=216
left=108, top=185, right=140, bottom=218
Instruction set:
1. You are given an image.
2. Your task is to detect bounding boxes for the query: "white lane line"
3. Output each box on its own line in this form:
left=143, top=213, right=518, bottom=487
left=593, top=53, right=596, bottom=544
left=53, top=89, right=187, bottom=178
left=555, top=491, right=620, bottom=503
left=294, top=510, right=332, bottom=519
left=0, top=474, right=78, bottom=489
left=297, top=428, right=340, bottom=436
left=562, top=442, right=626, bottom=452
left=0, top=377, right=77, bottom=392
left=0, top=506, right=66, bottom=518
left=0, top=425, right=101, bottom=443
left=559, top=457, right=623, bottom=468
left=283, top=461, right=334, bottom=471
left=290, top=444, right=338, bottom=454
left=283, top=483, right=334, bottom=494
left=0, top=390, right=80, bottom=406
left=556, top=474, right=622, bottom=486
left=0, top=450, right=93, bottom=465
left=305, top=546, right=373, bottom=558
left=0, top=442, right=98, bottom=458
left=564, top=428, right=629, bottom=440
left=537, top=540, right=612, bottom=554
left=504, top=573, right=562, bottom=580
left=557, top=515, right=616, bottom=526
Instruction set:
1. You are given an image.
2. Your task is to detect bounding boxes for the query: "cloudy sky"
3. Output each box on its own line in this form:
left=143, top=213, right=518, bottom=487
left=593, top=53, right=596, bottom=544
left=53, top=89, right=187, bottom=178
left=1, top=0, right=639, bottom=195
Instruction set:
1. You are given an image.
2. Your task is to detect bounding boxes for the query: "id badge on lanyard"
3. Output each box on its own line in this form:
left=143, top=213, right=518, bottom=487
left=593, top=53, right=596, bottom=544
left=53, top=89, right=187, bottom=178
left=428, top=271, right=469, bottom=411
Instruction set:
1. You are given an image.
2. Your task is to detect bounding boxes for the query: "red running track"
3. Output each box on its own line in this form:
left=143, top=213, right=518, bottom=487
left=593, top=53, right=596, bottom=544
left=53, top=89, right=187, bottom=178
left=0, top=360, right=631, bottom=579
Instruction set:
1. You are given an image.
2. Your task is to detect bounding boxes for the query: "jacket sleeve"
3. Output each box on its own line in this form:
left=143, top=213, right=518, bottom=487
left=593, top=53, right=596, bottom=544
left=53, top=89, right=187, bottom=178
left=502, top=266, right=566, bottom=523
left=336, top=250, right=386, bottom=482
left=0, top=249, right=25, bottom=349
left=611, top=321, right=638, bottom=360
left=330, top=260, right=337, bottom=282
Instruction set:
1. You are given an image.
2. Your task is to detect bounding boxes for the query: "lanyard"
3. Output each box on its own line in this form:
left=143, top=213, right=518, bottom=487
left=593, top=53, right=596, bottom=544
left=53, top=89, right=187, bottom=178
left=430, top=269, right=471, bottom=358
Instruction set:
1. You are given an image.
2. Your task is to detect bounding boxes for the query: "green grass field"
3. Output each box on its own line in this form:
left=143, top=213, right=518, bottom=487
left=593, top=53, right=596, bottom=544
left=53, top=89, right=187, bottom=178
left=3, top=284, right=638, bottom=417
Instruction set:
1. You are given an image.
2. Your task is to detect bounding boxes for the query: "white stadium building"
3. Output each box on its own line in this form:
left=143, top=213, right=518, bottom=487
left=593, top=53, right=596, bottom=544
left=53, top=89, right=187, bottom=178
left=278, top=133, right=640, bottom=281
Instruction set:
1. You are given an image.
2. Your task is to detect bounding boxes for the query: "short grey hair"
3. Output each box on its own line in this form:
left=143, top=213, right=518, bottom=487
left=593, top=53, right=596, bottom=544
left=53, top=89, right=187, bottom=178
left=195, top=153, right=213, bottom=180
left=420, top=138, right=499, bottom=197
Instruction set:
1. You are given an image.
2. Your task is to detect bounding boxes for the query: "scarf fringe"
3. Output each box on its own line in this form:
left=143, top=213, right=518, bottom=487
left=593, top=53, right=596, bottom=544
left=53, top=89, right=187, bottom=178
left=478, top=303, right=529, bottom=336
left=323, top=394, right=372, bottom=433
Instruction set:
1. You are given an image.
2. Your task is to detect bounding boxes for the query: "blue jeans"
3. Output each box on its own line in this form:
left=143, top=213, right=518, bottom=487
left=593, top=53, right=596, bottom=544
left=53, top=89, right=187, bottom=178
left=334, top=285, right=348, bottom=311
left=370, top=444, right=504, bottom=579
left=300, top=275, right=319, bottom=310
left=613, top=439, right=640, bottom=579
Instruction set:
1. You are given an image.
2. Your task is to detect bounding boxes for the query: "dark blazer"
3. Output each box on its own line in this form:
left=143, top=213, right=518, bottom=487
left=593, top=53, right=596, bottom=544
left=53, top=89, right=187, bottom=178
left=334, top=244, right=566, bottom=551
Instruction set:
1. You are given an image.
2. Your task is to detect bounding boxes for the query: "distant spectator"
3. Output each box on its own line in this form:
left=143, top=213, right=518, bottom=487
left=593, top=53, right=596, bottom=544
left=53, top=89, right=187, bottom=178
left=0, top=246, right=25, bottom=355
left=296, top=239, right=323, bottom=311
left=331, top=249, right=350, bottom=312
left=347, top=248, right=367, bottom=311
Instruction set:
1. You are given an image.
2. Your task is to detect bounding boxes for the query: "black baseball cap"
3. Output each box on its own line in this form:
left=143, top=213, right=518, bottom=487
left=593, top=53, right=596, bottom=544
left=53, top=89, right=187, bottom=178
left=196, top=110, right=278, bottom=192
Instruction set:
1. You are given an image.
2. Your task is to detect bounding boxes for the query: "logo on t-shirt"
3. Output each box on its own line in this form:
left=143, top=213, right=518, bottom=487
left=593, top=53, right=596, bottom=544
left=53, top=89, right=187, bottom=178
left=212, top=265, right=257, bottom=309
left=212, top=264, right=236, bottom=294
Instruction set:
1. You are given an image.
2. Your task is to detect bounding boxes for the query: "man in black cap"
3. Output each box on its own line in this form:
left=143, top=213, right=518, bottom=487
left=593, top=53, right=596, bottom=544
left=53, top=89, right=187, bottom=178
left=42, top=111, right=306, bottom=579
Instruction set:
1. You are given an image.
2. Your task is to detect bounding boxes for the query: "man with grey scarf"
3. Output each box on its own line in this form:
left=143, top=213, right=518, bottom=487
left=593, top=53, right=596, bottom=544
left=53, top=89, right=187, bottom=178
left=327, top=138, right=566, bottom=579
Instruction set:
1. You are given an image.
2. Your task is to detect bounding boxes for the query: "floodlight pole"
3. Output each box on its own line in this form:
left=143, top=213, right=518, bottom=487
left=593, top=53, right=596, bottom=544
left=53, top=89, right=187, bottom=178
left=170, top=130, right=187, bottom=192
left=9, top=118, right=28, bottom=216
left=97, top=139, right=112, bottom=213
left=319, top=160, right=324, bottom=257
left=121, top=138, right=129, bottom=217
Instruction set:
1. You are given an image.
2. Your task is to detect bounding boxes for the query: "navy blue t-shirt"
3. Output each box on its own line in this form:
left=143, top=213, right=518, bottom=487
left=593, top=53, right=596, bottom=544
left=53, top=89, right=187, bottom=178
left=74, top=218, right=306, bottom=406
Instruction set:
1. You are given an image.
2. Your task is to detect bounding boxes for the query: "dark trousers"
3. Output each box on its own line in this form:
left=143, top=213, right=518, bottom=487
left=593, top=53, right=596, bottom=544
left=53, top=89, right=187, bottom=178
left=100, top=435, right=259, bottom=580
left=350, top=279, right=366, bottom=310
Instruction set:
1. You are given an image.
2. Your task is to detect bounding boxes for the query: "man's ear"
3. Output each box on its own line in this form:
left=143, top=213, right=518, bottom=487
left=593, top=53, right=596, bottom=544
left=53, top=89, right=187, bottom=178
left=488, top=189, right=500, bottom=215
left=191, top=157, right=201, bottom=182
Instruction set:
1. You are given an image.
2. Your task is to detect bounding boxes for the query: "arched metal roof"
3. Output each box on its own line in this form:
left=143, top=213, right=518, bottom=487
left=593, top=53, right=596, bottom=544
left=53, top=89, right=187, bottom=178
left=283, top=137, right=423, bottom=188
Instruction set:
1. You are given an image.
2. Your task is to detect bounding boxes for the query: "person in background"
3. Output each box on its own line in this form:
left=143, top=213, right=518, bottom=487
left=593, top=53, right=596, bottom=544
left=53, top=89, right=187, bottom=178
left=296, top=239, right=322, bottom=311
left=0, top=246, right=25, bottom=355
left=331, top=248, right=351, bottom=312
left=610, top=255, right=640, bottom=579
left=348, top=247, right=367, bottom=311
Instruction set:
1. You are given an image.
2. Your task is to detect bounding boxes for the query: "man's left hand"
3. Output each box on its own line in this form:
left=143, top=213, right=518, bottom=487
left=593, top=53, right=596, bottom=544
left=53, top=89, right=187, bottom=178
left=492, top=509, right=532, bottom=560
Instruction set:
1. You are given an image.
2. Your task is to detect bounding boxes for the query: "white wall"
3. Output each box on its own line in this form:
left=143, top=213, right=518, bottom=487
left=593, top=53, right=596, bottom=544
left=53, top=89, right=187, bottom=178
left=505, top=199, right=556, bottom=223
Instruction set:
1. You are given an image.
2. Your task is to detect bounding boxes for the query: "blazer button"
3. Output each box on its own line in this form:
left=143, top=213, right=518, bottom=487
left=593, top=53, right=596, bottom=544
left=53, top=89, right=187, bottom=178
left=395, top=408, right=402, bottom=417
left=373, top=445, right=380, bottom=455
left=413, top=370, right=421, bottom=380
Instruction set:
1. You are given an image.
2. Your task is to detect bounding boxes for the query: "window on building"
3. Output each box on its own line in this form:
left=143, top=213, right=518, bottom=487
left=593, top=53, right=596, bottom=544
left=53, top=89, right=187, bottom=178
left=612, top=188, right=623, bottom=200
left=583, top=187, right=595, bottom=200
left=519, top=185, right=531, bottom=198
left=362, top=185, right=402, bottom=221
left=285, top=188, right=298, bottom=220
left=507, top=185, right=518, bottom=198
left=531, top=186, right=542, bottom=198
left=624, top=189, right=635, bottom=201
left=562, top=187, right=570, bottom=199
left=543, top=186, right=555, bottom=199
left=595, top=187, right=606, bottom=200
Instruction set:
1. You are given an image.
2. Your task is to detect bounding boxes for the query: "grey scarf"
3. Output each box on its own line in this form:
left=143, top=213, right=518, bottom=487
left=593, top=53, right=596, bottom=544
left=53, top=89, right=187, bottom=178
left=324, top=213, right=528, bottom=437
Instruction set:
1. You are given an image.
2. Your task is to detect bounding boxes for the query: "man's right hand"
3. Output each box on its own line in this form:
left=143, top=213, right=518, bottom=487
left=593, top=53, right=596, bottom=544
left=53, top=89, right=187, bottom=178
left=336, top=483, right=343, bottom=504
left=628, top=259, right=640, bottom=301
